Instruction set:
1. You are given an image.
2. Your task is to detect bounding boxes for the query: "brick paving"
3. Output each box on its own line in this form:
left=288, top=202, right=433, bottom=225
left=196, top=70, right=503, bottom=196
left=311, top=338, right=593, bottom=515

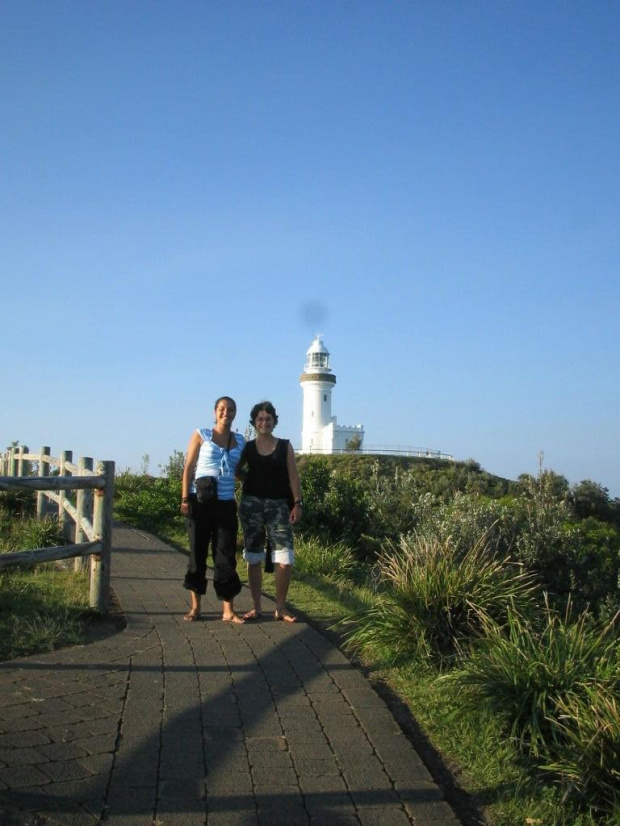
left=0, top=525, right=462, bottom=825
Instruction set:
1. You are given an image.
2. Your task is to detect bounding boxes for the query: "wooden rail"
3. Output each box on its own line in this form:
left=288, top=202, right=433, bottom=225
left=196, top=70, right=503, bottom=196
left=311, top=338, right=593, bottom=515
left=0, top=444, right=115, bottom=610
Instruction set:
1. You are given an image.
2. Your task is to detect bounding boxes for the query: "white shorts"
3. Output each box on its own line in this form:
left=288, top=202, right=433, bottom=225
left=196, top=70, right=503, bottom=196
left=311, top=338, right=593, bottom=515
left=243, top=548, right=295, bottom=566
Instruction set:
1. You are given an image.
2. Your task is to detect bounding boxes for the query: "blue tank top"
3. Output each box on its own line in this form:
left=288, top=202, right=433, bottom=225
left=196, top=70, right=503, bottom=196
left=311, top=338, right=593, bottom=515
left=193, top=428, right=245, bottom=501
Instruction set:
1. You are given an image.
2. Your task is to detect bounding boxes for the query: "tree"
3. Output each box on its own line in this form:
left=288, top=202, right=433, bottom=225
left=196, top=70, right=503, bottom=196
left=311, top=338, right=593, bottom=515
left=570, top=480, right=613, bottom=523
left=159, top=450, right=185, bottom=481
left=345, top=434, right=362, bottom=452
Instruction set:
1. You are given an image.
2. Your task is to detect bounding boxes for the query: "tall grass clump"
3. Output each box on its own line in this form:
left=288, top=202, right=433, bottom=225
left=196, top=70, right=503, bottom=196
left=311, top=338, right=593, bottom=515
left=0, top=514, right=66, bottom=552
left=447, top=601, right=620, bottom=758
left=344, top=531, right=539, bottom=667
left=542, top=686, right=620, bottom=818
left=294, top=537, right=357, bottom=586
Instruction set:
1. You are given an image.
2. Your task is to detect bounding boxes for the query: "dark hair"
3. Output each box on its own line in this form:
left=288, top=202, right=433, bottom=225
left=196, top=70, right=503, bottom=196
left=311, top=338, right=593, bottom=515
left=249, top=401, right=278, bottom=427
left=214, top=396, right=236, bottom=410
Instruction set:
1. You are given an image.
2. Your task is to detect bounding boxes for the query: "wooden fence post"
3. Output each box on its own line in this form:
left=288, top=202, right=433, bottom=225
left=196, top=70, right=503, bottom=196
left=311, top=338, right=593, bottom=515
left=9, top=446, right=18, bottom=476
left=90, top=460, right=115, bottom=610
left=74, top=457, right=93, bottom=573
left=37, top=446, right=51, bottom=520
left=17, top=445, right=27, bottom=477
left=59, top=450, right=73, bottom=542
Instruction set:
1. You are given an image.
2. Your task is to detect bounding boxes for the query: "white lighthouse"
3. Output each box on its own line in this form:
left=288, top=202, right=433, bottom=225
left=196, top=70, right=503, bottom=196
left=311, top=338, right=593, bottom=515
left=299, top=335, right=364, bottom=454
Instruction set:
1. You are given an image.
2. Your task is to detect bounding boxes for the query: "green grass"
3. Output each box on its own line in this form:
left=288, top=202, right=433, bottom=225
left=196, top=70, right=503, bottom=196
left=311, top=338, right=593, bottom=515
left=0, top=505, right=97, bottom=662
left=0, top=566, right=93, bottom=661
left=389, top=666, right=601, bottom=826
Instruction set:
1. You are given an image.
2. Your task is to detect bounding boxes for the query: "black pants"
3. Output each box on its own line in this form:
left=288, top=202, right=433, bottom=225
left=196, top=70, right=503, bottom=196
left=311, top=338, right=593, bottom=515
left=183, top=496, right=241, bottom=601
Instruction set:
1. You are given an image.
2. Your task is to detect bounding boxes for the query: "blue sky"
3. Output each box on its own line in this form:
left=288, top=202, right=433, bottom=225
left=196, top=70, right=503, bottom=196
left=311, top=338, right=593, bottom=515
left=2, top=1, right=619, bottom=495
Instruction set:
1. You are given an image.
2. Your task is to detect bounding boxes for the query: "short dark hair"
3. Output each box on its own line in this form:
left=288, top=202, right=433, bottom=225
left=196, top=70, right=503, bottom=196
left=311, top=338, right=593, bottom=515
left=214, top=396, right=236, bottom=410
left=249, top=401, right=278, bottom=427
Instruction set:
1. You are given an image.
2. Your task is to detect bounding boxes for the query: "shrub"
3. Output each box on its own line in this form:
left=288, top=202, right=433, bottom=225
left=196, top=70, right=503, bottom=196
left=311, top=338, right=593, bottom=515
left=115, top=474, right=183, bottom=534
left=421, top=492, right=520, bottom=558
left=363, top=463, right=436, bottom=551
left=565, top=517, right=620, bottom=615
left=344, top=531, right=539, bottom=666
left=297, top=458, right=371, bottom=554
left=422, top=484, right=620, bottom=617
left=0, top=489, right=36, bottom=518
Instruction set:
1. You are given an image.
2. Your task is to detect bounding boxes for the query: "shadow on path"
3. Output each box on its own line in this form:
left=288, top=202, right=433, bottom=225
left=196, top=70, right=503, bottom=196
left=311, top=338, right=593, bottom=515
left=0, top=526, right=462, bottom=826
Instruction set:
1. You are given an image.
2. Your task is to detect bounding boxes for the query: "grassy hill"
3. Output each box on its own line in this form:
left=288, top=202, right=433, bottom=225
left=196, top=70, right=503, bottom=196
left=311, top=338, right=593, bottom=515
left=296, top=452, right=516, bottom=500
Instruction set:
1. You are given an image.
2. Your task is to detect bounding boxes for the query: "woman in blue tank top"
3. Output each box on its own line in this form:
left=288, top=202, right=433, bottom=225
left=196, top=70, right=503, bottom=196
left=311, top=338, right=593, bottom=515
left=180, top=396, right=246, bottom=623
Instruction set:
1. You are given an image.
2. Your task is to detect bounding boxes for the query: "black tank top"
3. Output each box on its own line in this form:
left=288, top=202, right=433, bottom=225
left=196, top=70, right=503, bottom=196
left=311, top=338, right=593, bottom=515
left=241, top=439, right=290, bottom=500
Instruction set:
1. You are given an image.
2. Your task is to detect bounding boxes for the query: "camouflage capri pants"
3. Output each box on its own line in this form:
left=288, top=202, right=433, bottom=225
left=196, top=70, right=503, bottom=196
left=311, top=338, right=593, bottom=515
left=238, top=495, right=295, bottom=566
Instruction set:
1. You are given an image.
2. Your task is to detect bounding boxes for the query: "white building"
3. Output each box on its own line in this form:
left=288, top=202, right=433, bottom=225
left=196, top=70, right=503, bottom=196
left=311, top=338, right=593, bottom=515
left=299, top=335, right=364, bottom=454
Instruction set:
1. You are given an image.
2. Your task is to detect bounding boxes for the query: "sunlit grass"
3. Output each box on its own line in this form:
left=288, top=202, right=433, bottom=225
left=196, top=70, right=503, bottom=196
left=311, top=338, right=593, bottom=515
left=0, top=505, right=94, bottom=662
left=0, top=566, right=91, bottom=661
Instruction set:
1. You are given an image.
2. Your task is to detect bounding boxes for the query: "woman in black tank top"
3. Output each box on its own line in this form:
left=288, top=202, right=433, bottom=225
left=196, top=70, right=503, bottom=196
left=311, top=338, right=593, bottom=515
left=237, top=401, right=302, bottom=622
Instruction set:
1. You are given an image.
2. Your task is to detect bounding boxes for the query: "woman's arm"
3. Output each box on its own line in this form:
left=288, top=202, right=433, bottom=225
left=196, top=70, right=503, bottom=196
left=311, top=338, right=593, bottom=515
left=235, top=445, right=249, bottom=482
left=286, top=442, right=303, bottom=524
left=180, top=430, right=203, bottom=515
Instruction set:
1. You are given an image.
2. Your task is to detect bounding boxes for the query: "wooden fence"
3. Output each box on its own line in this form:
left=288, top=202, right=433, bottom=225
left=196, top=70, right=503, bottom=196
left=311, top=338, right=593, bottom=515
left=0, top=444, right=115, bottom=610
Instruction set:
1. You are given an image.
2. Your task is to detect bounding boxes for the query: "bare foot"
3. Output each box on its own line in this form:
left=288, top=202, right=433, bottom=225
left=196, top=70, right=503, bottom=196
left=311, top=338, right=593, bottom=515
left=274, top=610, right=297, bottom=623
left=222, top=613, right=245, bottom=624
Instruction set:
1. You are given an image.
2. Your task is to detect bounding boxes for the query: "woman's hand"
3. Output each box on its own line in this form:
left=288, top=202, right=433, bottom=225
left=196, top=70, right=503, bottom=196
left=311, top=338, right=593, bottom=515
left=290, top=502, right=302, bottom=524
left=181, top=500, right=191, bottom=516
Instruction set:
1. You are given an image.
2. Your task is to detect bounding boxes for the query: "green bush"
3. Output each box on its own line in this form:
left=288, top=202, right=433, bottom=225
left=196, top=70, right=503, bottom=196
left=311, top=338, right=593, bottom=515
left=344, top=531, right=539, bottom=666
left=115, top=474, right=184, bottom=534
left=297, top=457, right=371, bottom=554
left=0, top=489, right=36, bottom=518
left=363, top=462, right=436, bottom=551
left=421, top=492, right=520, bottom=557
left=420, top=485, right=620, bottom=617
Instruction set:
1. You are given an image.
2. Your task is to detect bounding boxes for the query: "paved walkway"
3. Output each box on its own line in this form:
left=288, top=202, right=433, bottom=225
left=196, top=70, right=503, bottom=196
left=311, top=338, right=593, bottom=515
left=0, top=525, right=461, bottom=826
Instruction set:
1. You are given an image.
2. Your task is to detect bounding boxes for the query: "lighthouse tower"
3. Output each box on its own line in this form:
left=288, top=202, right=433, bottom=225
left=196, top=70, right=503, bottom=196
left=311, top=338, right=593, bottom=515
left=299, top=335, right=364, bottom=454
left=300, top=335, right=336, bottom=453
